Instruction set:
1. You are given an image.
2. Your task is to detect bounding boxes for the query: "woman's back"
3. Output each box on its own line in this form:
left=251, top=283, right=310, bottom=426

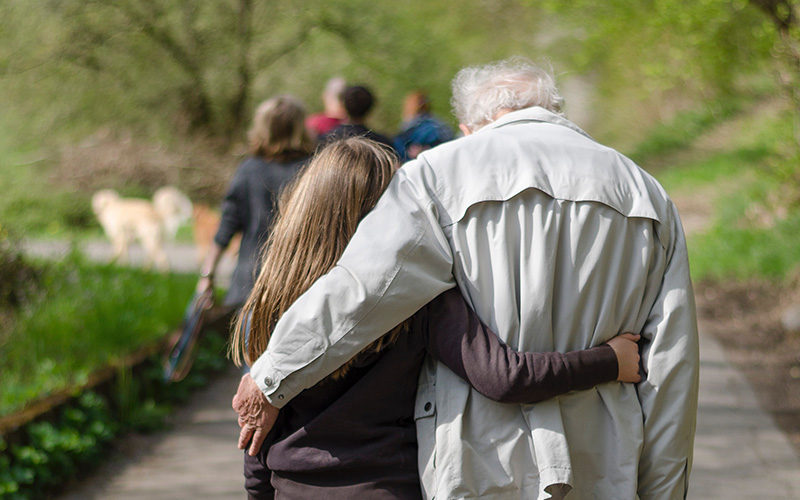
left=244, top=311, right=429, bottom=500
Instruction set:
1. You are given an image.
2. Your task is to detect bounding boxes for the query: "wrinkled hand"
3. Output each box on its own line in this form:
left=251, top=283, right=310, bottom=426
left=232, top=374, right=280, bottom=456
left=607, top=333, right=641, bottom=383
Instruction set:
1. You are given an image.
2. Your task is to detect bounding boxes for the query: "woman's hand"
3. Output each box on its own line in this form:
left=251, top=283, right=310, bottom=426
left=196, top=275, right=213, bottom=294
left=606, top=333, right=641, bottom=383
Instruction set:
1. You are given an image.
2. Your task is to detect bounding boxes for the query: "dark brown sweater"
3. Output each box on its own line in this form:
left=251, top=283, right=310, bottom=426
left=244, top=288, right=619, bottom=499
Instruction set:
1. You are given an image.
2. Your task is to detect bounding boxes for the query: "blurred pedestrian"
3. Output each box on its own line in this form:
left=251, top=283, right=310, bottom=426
left=305, top=77, right=347, bottom=139
left=393, top=91, right=454, bottom=162
left=196, top=95, right=313, bottom=310
left=319, top=85, right=396, bottom=154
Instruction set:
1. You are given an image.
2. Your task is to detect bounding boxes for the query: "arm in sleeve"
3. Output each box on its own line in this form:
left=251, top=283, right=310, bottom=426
left=250, top=164, right=456, bottom=406
left=214, top=166, right=247, bottom=249
left=424, top=289, right=619, bottom=404
left=637, top=204, right=700, bottom=500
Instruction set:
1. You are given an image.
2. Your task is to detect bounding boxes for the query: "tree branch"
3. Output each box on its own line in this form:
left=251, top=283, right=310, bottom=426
left=748, top=0, right=796, bottom=30
left=253, top=25, right=315, bottom=71
left=228, top=0, right=254, bottom=136
left=110, top=0, right=203, bottom=81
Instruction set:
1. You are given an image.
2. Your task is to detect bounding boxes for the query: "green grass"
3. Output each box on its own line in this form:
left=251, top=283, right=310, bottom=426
left=653, top=146, right=771, bottom=193
left=628, top=101, right=743, bottom=165
left=0, top=116, right=99, bottom=240
left=0, top=252, right=196, bottom=417
left=688, top=212, right=800, bottom=281
left=650, top=105, right=800, bottom=283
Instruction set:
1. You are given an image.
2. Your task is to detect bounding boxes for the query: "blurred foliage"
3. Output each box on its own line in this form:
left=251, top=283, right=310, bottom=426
left=0, top=330, right=229, bottom=500
left=533, top=0, right=784, bottom=146
left=629, top=101, right=745, bottom=165
left=653, top=102, right=800, bottom=282
left=0, top=251, right=196, bottom=418
left=0, top=0, right=544, bottom=149
left=0, top=233, right=43, bottom=318
left=1, top=1, right=796, bottom=149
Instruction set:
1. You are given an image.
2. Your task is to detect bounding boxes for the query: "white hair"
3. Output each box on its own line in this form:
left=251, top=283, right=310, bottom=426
left=324, top=76, right=346, bottom=98
left=451, top=57, right=564, bottom=131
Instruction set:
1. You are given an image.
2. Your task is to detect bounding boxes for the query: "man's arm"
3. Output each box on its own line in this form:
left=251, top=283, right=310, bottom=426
left=637, top=203, right=700, bottom=500
left=250, top=163, right=456, bottom=403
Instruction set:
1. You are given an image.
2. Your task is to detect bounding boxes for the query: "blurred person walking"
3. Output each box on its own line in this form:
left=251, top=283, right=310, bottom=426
left=393, top=91, right=454, bottom=162
left=319, top=85, right=396, bottom=154
left=196, top=95, right=313, bottom=310
left=305, top=77, right=347, bottom=139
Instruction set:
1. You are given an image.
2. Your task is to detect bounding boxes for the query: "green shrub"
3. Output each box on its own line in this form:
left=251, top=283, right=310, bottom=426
left=0, top=329, right=229, bottom=500
left=0, top=233, right=43, bottom=314
left=652, top=107, right=800, bottom=283
left=688, top=194, right=800, bottom=282
left=0, top=251, right=195, bottom=418
left=629, top=101, right=742, bottom=165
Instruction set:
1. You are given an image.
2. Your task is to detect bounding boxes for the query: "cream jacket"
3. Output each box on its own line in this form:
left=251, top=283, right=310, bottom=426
left=250, top=107, right=699, bottom=500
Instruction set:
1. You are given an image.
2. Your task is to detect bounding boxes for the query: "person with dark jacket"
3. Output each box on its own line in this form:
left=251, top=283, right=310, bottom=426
left=197, top=95, right=313, bottom=307
left=393, top=90, right=455, bottom=162
left=319, top=85, right=397, bottom=155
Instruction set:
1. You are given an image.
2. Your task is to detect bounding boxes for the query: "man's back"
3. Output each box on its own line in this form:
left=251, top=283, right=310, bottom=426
left=247, top=107, right=699, bottom=500
left=410, top=108, right=698, bottom=499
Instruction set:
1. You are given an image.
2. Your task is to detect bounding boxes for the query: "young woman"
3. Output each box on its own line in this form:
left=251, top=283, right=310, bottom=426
left=231, top=137, right=641, bottom=500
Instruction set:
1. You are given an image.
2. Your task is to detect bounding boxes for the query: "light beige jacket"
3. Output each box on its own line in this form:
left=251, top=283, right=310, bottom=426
left=251, top=107, right=699, bottom=500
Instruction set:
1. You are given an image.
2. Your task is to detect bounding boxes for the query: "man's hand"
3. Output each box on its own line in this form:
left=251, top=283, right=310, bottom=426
left=607, top=333, right=642, bottom=383
left=232, top=373, right=280, bottom=456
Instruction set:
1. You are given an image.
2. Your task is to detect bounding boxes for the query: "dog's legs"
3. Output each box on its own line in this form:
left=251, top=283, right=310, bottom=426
left=151, top=246, right=169, bottom=272
left=138, top=225, right=169, bottom=272
left=109, top=230, right=131, bottom=265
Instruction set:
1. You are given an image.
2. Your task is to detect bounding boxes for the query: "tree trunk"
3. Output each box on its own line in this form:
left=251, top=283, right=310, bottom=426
left=227, top=0, right=254, bottom=141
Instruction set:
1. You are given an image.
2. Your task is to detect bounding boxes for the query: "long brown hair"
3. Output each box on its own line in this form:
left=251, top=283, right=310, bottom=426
left=231, top=137, right=404, bottom=376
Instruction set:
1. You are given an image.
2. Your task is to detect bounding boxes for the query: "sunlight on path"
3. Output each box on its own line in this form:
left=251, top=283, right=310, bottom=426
left=58, top=365, right=245, bottom=500
left=22, top=239, right=236, bottom=287
left=690, top=330, right=800, bottom=499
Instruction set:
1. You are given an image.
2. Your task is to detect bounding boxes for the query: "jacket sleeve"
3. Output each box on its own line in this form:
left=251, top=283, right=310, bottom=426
left=424, top=288, right=619, bottom=403
left=637, top=203, right=700, bottom=500
left=249, top=163, right=456, bottom=406
left=214, top=164, right=247, bottom=249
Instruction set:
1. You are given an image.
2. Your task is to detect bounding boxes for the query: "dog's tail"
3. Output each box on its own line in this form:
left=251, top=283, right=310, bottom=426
left=153, top=186, right=193, bottom=239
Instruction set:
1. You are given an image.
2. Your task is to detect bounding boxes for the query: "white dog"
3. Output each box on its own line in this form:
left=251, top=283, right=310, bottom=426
left=91, top=186, right=193, bottom=271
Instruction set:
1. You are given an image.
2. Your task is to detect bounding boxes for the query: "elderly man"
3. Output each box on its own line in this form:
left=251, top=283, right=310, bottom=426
left=234, top=58, right=699, bottom=500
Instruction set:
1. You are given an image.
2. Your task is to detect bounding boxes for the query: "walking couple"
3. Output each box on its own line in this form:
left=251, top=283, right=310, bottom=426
left=231, top=58, right=699, bottom=500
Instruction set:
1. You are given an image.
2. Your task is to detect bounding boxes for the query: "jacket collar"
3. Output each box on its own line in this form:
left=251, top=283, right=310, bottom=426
left=480, top=106, right=594, bottom=141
